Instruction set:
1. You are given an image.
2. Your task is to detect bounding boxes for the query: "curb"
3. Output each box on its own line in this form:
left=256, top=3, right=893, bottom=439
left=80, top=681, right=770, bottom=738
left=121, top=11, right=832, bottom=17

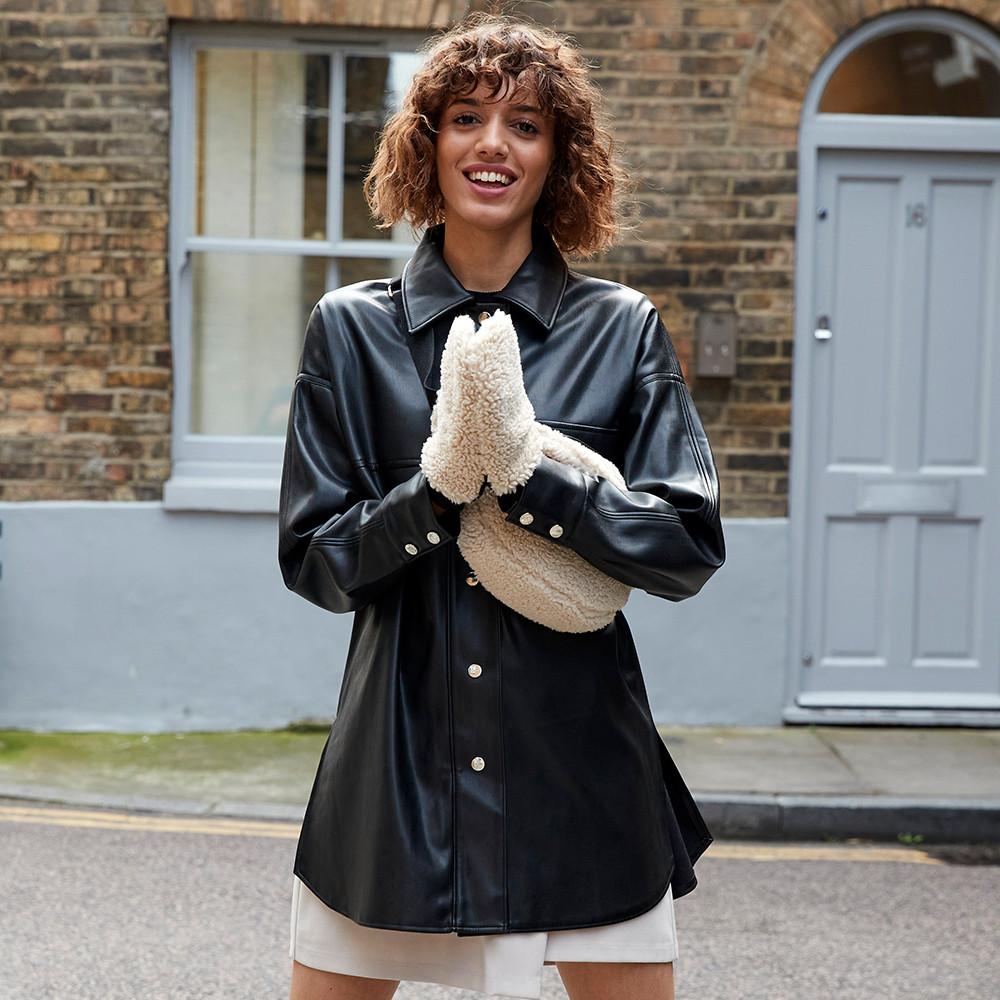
left=3, top=783, right=999, bottom=843
left=0, top=782, right=305, bottom=823
left=695, top=792, right=1000, bottom=843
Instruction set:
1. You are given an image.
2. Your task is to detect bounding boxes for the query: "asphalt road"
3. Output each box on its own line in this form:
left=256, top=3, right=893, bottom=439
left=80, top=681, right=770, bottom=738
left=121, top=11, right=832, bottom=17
left=0, top=801, right=997, bottom=1000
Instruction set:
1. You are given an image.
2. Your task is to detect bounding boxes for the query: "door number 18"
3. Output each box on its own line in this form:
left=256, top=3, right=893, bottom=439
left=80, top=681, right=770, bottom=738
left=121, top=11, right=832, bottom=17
left=906, top=202, right=927, bottom=227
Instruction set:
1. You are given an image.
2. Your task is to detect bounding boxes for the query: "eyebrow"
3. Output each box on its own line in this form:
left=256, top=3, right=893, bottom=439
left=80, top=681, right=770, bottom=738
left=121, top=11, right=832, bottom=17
left=449, top=97, right=544, bottom=114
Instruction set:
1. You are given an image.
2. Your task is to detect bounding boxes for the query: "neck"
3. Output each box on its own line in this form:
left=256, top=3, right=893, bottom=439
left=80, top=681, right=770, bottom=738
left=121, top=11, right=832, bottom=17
left=439, top=212, right=534, bottom=293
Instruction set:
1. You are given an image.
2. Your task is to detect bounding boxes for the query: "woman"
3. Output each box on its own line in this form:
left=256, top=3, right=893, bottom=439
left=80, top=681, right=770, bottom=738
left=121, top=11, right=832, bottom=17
left=279, top=12, right=725, bottom=1000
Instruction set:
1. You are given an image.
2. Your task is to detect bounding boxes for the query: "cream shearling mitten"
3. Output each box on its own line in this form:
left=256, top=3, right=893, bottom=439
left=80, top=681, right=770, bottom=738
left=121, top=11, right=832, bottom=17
left=457, top=309, right=546, bottom=497
left=441, top=307, right=633, bottom=633
left=419, top=313, right=488, bottom=504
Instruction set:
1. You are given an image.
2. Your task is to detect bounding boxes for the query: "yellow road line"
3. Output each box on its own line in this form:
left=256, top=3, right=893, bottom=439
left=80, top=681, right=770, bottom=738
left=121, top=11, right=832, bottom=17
left=0, top=803, right=299, bottom=839
left=706, top=842, right=942, bottom=864
left=0, top=805, right=943, bottom=862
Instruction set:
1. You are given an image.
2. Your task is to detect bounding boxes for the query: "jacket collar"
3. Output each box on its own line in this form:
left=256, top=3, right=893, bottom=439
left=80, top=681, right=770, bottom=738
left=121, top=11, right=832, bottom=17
left=399, top=217, right=569, bottom=335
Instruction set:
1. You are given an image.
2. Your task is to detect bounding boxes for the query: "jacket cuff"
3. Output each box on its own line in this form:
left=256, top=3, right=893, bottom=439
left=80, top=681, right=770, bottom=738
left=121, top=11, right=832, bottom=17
left=495, top=483, right=524, bottom=513
left=498, top=453, right=589, bottom=543
left=381, top=471, right=459, bottom=558
left=426, top=481, right=463, bottom=536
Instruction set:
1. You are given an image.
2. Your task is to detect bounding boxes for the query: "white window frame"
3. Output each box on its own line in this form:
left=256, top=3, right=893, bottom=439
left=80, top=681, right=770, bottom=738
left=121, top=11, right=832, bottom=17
left=165, top=23, right=425, bottom=512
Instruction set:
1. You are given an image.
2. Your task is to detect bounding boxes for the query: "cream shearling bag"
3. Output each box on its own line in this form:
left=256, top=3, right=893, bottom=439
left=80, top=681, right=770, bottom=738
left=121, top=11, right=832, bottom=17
left=420, top=309, right=632, bottom=633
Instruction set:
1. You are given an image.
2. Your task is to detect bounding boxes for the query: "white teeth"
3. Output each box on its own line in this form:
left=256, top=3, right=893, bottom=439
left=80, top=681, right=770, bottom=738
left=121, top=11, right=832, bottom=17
left=466, top=170, right=513, bottom=186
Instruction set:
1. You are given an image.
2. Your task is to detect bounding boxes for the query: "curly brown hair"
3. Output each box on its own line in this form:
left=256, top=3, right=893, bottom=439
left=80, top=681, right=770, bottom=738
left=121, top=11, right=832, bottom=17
left=362, top=10, right=638, bottom=260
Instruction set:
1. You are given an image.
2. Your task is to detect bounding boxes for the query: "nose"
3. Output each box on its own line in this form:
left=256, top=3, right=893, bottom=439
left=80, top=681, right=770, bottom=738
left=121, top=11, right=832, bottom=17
left=476, top=116, right=508, bottom=157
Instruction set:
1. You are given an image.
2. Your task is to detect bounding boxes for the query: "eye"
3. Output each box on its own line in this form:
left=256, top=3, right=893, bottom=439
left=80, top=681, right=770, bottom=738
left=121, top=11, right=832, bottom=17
left=453, top=113, right=477, bottom=124
left=514, top=120, right=539, bottom=135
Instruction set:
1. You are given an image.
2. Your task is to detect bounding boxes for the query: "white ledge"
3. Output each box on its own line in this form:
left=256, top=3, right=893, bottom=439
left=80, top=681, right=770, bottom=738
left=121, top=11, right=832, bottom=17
left=163, top=462, right=281, bottom=513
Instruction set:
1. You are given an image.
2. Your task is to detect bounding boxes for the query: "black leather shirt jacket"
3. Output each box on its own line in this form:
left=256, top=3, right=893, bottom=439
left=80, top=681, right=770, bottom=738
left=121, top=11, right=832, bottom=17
left=278, top=218, right=726, bottom=936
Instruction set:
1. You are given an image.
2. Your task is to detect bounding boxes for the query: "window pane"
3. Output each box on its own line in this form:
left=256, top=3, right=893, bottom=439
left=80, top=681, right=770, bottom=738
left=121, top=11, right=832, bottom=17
left=189, top=253, right=413, bottom=436
left=820, top=30, right=1000, bottom=116
left=343, top=53, right=424, bottom=240
left=195, top=49, right=329, bottom=239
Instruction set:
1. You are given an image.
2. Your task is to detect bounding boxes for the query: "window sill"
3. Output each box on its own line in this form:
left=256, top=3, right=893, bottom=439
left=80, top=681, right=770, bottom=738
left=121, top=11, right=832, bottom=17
left=163, top=461, right=280, bottom=513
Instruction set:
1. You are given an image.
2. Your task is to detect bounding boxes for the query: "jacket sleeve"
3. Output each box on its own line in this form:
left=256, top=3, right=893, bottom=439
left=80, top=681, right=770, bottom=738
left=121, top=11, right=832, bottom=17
left=497, top=300, right=725, bottom=601
left=277, top=302, right=458, bottom=614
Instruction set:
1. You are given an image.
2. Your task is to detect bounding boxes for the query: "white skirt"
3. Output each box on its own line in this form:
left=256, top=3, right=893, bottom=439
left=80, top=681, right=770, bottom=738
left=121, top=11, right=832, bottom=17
left=289, top=874, right=678, bottom=999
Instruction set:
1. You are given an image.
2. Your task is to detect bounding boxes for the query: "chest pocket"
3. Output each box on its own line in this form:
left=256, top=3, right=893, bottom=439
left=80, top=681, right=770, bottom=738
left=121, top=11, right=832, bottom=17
left=537, top=418, right=623, bottom=467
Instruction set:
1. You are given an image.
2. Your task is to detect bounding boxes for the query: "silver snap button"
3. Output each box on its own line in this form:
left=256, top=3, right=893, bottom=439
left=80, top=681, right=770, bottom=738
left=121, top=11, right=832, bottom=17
left=426, top=530, right=440, bottom=544
left=471, top=756, right=485, bottom=771
left=468, top=663, right=482, bottom=678
left=519, top=512, right=534, bottom=526
left=466, top=574, right=479, bottom=587
left=404, top=542, right=418, bottom=555
left=549, top=524, right=563, bottom=538
left=478, top=311, right=491, bottom=322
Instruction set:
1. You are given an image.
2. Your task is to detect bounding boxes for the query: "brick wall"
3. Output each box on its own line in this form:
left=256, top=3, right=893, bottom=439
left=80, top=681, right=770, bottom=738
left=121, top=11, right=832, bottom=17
left=2, top=0, right=996, bottom=515
left=551, top=2, right=796, bottom=517
left=0, top=2, right=172, bottom=499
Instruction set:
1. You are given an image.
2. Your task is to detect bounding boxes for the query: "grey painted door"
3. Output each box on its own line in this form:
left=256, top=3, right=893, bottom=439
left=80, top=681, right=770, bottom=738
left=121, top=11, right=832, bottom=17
left=797, top=149, right=1000, bottom=709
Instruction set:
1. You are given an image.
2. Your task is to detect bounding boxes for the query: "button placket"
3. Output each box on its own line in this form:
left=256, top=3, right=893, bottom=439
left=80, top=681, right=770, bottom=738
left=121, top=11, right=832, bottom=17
left=470, top=301, right=505, bottom=332
left=451, top=545, right=505, bottom=928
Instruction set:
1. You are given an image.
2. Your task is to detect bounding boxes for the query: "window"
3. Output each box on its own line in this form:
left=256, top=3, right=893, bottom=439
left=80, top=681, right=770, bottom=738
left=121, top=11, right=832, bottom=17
left=820, top=28, right=1000, bottom=117
left=166, top=27, right=425, bottom=511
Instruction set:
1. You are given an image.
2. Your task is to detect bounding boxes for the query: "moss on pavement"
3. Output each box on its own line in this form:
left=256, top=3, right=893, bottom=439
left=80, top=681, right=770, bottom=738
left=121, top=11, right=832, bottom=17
left=0, top=727, right=329, bottom=806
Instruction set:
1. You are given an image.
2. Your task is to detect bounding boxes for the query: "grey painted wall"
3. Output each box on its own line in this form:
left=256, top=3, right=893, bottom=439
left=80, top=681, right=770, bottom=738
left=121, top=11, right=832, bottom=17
left=0, top=503, right=788, bottom=731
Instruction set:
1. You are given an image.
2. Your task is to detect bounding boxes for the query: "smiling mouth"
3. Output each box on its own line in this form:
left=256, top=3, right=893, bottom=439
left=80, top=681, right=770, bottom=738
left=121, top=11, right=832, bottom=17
left=463, top=171, right=517, bottom=190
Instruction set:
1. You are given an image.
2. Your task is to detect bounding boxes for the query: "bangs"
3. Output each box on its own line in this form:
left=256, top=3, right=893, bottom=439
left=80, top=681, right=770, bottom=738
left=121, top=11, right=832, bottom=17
left=436, top=71, right=549, bottom=120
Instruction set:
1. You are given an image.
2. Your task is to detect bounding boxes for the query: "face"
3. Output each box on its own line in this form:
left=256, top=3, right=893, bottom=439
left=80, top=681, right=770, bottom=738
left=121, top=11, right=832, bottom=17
left=434, top=78, right=556, bottom=234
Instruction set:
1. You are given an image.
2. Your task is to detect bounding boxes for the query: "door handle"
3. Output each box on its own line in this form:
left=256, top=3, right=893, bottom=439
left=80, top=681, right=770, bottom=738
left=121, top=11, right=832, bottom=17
left=814, top=315, right=832, bottom=340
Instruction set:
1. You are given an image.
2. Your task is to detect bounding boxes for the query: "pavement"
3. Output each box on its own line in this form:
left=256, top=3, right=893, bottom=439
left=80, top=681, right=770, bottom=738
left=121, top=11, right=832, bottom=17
left=0, top=723, right=998, bottom=843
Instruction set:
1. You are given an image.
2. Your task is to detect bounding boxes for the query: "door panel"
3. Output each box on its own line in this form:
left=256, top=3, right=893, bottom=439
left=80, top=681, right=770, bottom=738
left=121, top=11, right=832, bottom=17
left=913, top=520, right=978, bottom=666
left=798, top=149, right=1000, bottom=709
left=820, top=518, right=886, bottom=668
